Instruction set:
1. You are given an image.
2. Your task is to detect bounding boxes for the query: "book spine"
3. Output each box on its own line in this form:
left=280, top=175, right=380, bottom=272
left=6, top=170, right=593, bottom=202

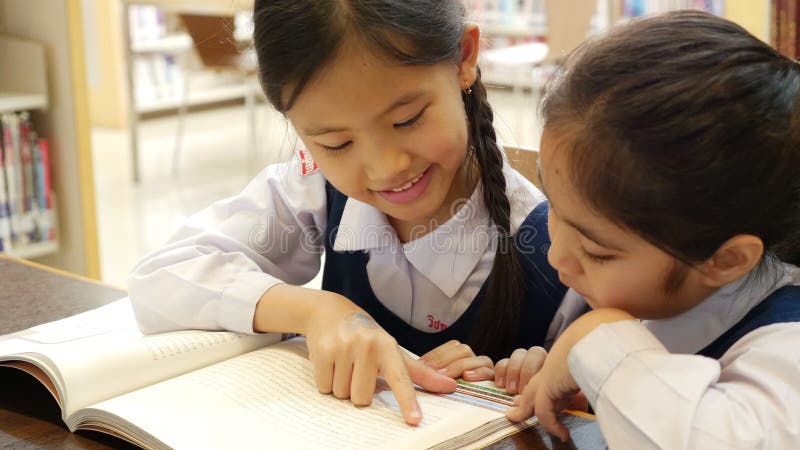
left=30, top=134, right=42, bottom=242
left=0, top=116, right=9, bottom=252
left=2, top=114, right=20, bottom=246
left=37, top=138, right=54, bottom=242
left=19, top=113, right=35, bottom=244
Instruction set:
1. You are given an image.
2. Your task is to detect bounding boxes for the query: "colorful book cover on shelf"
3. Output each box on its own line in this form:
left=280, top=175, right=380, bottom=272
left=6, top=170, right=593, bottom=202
left=0, top=112, right=55, bottom=250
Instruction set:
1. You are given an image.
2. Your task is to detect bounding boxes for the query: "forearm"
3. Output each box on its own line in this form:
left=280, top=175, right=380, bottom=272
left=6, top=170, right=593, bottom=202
left=253, top=284, right=362, bottom=335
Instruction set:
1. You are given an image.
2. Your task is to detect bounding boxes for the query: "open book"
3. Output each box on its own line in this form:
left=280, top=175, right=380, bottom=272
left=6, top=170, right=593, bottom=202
left=0, top=299, right=597, bottom=449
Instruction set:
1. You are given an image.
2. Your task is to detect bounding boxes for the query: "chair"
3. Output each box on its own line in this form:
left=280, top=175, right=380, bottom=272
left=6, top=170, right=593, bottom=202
left=173, top=13, right=259, bottom=175
left=503, top=144, right=540, bottom=189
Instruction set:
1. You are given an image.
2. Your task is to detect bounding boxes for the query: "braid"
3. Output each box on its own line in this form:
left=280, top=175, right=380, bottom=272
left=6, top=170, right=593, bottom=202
left=463, top=69, right=523, bottom=360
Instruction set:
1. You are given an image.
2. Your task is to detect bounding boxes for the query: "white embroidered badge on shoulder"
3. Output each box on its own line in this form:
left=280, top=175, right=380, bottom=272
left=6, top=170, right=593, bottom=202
left=298, top=148, right=319, bottom=176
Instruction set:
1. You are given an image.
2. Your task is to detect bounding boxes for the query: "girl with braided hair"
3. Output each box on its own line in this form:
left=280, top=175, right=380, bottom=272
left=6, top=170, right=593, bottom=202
left=503, top=11, right=800, bottom=448
left=129, top=0, right=566, bottom=424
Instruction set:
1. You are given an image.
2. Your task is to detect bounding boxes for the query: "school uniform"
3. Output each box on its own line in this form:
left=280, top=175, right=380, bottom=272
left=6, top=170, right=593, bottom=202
left=128, top=152, right=567, bottom=358
left=550, top=260, right=800, bottom=449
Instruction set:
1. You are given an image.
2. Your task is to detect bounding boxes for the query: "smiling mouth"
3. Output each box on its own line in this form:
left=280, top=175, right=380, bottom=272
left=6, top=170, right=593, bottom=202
left=388, top=172, right=425, bottom=192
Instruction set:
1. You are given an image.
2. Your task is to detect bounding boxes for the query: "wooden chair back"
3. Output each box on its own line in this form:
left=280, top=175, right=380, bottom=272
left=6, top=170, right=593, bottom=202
left=503, top=145, right=540, bottom=188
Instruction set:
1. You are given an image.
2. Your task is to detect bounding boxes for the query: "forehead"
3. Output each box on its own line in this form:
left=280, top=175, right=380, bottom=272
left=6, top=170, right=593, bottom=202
left=539, top=127, right=571, bottom=182
left=286, top=42, right=453, bottom=122
left=540, top=127, right=611, bottom=226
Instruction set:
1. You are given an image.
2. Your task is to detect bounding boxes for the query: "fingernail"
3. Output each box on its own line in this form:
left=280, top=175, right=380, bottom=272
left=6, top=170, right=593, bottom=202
left=410, top=406, right=422, bottom=421
left=464, top=370, right=475, bottom=377
left=497, top=376, right=505, bottom=387
left=508, top=380, right=517, bottom=392
left=437, top=368, right=448, bottom=374
left=513, top=395, right=520, bottom=406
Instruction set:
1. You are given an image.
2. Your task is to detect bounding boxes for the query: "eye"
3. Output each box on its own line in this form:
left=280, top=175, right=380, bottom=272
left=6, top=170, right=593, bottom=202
left=581, top=248, right=614, bottom=264
left=394, top=109, right=424, bottom=128
left=320, top=141, right=352, bottom=151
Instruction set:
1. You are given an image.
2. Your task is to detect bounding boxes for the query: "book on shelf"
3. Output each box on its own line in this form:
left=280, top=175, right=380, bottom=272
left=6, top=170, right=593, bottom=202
left=0, top=111, right=55, bottom=252
left=0, top=298, right=603, bottom=450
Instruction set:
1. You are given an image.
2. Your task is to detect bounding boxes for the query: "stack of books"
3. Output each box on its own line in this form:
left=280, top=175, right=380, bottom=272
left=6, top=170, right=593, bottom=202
left=0, top=111, right=55, bottom=252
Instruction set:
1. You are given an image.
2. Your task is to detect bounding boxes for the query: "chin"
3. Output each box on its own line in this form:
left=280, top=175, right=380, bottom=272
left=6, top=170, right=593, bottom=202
left=384, top=202, right=438, bottom=222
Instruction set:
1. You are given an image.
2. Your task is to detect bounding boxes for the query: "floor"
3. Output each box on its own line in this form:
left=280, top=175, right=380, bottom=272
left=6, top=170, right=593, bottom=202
left=91, top=87, right=543, bottom=288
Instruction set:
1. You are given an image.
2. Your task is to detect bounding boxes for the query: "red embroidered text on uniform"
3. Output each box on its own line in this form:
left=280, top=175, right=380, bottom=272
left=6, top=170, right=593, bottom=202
left=298, top=148, right=319, bottom=176
left=427, top=315, right=448, bottom=331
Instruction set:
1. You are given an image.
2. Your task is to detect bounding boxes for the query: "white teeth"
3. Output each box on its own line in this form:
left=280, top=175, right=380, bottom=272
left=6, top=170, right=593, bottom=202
left=392, top=182, right=413, bottom=192
left=390, top=173, right=424, bottom=192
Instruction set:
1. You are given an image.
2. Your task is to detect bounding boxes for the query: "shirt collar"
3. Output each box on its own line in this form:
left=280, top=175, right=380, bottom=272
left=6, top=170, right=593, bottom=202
left=332, top=157, right=546, bottom=297
left=332, top=197, right=397, bottom=252
left=644, top=260, right=800, bottom=354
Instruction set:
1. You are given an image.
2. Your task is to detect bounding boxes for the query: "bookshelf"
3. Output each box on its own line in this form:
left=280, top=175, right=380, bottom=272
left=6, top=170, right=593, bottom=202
left=0, top=0, right=100, bottom=278
left=0, top=92, right=48, bottom=113
left=0, top=36, right=56, bottom=260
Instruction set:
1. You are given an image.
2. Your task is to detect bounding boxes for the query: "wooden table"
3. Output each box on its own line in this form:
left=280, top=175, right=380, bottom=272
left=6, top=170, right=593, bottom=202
left=0, top=256, right=605, bottom=449
left=0, top=256, right=135, bottom=449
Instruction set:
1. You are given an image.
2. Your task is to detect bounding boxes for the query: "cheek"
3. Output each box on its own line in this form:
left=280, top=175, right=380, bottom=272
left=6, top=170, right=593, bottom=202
left=589, top=266, right=668, bottom=314
left=410, top=106, right=468, bottom=167
left=306, top=151, right=362, bottom=194
left=410, top=129, right=467, bottom=169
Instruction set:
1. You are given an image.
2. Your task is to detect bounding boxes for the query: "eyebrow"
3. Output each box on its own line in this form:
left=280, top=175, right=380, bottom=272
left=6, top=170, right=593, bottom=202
left=537, top=164, right=623, bottom=251
left=302, top=91, right=425, bottom=137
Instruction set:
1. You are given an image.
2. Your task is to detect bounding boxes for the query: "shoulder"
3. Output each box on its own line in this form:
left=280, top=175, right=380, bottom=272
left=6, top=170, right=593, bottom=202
left=240, top=154, right=327, bottom=211
left=720, top=322, right=800, bottom=370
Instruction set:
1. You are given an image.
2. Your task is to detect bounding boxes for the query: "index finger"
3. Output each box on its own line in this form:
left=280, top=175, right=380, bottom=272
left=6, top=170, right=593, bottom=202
left=380, top=348, right=422, bottom=425
left=535, top=390, right=570, bottom=442
left=420, top=340, right=473, bottom=369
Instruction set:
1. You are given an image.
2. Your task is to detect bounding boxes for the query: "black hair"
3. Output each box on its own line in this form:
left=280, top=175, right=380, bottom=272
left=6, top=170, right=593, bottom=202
left=542, top=10, right=800, bottom=271
left=253, top=0, right=523, bottom=358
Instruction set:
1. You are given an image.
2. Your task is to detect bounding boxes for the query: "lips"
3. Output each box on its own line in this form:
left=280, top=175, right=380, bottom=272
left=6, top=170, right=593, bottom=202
left=376, top=167, right=433, bottom=204
left=375, top=169, right=428, bottom=192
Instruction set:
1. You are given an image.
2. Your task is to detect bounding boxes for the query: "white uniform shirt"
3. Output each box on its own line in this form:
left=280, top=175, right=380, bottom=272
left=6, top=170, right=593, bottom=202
left=561, top=260, right=800, bottom=449
left=128, top=153, right=547, bottom=335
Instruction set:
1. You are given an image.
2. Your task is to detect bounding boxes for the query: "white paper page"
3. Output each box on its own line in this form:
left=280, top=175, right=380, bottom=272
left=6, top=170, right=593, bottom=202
left=0, top=299, right=138, bottom=354
left=80, top=338, right=504, bottom=450
left=1, top=298, right=282, bottom=417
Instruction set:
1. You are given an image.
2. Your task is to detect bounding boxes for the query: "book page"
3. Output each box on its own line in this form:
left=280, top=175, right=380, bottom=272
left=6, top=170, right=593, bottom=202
left=0, top=299, right=282, bottom=417
left=76, top=338, right=507, bottom=450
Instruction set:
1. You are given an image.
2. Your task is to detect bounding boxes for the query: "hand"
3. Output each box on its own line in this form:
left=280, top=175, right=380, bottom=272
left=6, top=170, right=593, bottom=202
left=304, top=292, right=457, bottom=425
left=494, top=346, right=547, bottom=394
left=506, top=309, right=635, bottom=441
left=505, top=340, right=580, bottom=442
left=419, top=340, right=494, bottom=381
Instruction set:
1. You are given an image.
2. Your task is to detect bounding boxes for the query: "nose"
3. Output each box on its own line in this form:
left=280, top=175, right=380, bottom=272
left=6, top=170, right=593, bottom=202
left=364, top=143, right=412, bottom=186
left=547, top=220, right=582, bottom=277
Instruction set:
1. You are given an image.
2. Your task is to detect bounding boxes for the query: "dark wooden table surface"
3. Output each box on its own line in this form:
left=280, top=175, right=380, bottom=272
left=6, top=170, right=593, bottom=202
left=0, top=255, right=605, bottom=449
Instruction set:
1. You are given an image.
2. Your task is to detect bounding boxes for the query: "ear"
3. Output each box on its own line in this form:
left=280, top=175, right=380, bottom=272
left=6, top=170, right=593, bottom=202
left=696, top=234, right=764, bottom=288
left=457, top=22, right=480, bottom=87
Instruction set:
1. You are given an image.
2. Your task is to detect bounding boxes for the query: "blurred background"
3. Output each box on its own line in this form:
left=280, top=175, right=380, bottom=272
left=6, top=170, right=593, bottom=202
left=0, top=0, right=791, bottom=288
